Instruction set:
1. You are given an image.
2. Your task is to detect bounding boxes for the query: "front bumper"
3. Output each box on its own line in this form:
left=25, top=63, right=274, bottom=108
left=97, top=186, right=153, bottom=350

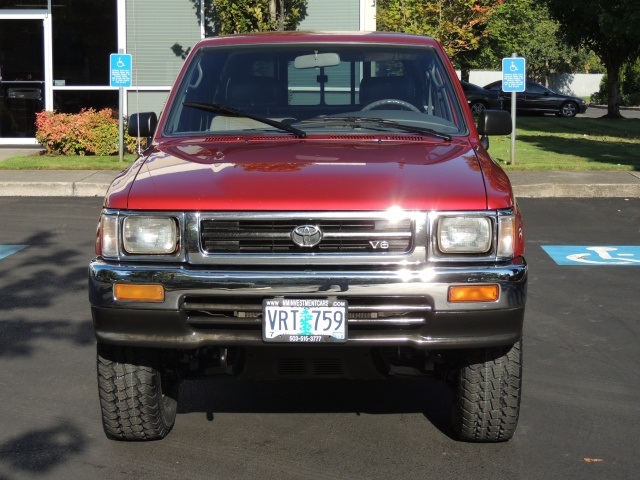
left=89, top=257, right=527, bottom=350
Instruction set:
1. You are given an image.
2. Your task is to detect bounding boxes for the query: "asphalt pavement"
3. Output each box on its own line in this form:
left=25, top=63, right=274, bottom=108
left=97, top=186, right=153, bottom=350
left=1, top=197, right=639, bottom=479
left=1, top=147, right=640, bottom=198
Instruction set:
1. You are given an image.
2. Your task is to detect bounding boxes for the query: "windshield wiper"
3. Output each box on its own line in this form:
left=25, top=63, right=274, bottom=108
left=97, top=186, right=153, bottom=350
left=317, top=116, right=452, bottom=141
left=183, top=101, right=307, bottom=139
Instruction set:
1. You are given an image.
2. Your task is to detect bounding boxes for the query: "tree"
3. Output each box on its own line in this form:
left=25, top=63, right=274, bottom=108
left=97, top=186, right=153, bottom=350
left=593, top=57, right=640, bottom=107
left=475, top=0, right=598, bottom=84
left=193, top=0, right=308, bottom=36
left=544, top=0, right=640, bottom=118
left=172, top=1, right=308, bottom=60
left=376, top=0, right=501, bottom=63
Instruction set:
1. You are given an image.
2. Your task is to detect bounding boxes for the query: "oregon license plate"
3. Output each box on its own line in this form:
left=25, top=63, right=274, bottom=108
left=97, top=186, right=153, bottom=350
left=262, top=298, right=347, bottom=343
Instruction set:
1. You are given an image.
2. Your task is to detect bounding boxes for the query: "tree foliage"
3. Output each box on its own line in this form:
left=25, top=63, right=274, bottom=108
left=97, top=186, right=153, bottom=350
left=544, top=0, right=640, bottom=117
left=172, top=1, right=308, bottom=61
left=193, top=0, right=308, bottom=36
left=592, top=58, right=640, bottom=107
left=475, top=0, right=600, bottom=82
left=376, top=0, right=500, bottom=61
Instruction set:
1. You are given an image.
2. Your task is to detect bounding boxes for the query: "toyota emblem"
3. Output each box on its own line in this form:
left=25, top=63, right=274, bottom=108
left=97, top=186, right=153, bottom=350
left=291, top=225, right=323, bottom=247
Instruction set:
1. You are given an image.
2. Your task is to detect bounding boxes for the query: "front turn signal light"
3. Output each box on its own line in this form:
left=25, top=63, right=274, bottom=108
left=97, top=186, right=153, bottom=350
left=448, top=285, right=499, bottom=303
left=114, top=284, right=165, bottom=302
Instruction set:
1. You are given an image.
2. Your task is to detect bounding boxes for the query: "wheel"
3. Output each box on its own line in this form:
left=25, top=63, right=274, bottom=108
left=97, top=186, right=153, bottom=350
left=97, top=343, right=179, bottom=441
left=361, top=98, right=421, bottom=112
left=469, top=100, right=487, bottom=116
left=451, top=340, right=522, bottom=442
left=560, top=101, right=578, bottom=117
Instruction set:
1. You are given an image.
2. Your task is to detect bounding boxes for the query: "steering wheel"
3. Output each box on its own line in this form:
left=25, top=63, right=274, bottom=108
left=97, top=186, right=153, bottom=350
left=361, top=98, right=421, bottom=113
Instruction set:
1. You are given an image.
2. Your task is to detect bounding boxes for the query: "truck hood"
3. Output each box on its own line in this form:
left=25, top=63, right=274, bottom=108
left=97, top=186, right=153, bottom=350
left=106, top=137, right=512, bottom=211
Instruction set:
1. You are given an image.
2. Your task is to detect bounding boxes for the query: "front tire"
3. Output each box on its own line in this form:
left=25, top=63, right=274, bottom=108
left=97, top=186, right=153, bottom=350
left=451, top=340, right=522, bottom=442
left=97, top=343, right=179, bottom=441
left=560, top=101, right=578, bottom=117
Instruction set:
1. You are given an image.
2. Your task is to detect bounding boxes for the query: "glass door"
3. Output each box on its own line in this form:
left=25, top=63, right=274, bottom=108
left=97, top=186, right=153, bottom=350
left=0, top=19, right=45, bottom=141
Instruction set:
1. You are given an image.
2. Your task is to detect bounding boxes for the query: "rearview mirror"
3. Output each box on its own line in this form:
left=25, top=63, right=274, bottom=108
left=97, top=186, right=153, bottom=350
left=294, top=52, right=340, bottom=69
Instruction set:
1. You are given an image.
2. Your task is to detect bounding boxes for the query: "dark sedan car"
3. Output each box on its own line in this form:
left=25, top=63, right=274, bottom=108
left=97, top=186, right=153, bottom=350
left=484, top=80, right=587, bottom=117
left=461, top=81, right=504, bottom=115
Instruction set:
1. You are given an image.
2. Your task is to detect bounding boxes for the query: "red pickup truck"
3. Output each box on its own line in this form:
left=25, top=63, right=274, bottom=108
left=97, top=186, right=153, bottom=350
left=89, top=31, right=526, bottom=442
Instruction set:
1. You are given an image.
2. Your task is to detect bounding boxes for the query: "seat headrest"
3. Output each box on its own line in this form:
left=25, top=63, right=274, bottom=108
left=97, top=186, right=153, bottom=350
left=359, top=76, right=416, bottom=106
left=225, top=76, right=279, bottom=107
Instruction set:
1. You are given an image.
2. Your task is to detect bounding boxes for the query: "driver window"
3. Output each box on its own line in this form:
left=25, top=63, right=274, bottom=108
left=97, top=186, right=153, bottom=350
left=527, top=83, right=546, bottom=94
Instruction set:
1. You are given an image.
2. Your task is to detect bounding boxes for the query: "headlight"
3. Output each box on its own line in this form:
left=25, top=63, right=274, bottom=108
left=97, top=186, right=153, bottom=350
left=123, top=216, right=178, bottom=254
left=438, top=216, right=491, bottom=254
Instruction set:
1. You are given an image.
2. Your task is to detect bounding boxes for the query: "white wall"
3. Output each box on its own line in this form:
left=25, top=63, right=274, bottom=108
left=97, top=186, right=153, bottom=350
left=549, top=74, right=603, bottom=97
left=468, top=71, right=502, bottom=87
left=467, top=71, right=604, bottom=97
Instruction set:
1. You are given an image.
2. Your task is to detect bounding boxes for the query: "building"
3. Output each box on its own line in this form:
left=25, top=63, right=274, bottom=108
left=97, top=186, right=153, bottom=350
left=0, top=0, right=376, bottom=146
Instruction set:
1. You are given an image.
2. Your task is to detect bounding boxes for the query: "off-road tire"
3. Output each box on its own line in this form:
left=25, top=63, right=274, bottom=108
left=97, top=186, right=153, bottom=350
left=97, top=343, right=179, bottom=441
left=451, top=340, right=522, bottom=442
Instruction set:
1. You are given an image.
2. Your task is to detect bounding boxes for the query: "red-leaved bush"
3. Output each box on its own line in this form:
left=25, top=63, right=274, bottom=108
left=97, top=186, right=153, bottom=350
left=35, top=108, right=138, bottom=156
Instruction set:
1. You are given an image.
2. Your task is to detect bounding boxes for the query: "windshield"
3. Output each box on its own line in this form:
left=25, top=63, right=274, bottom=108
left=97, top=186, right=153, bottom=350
left=164, top=43, right=467, bottom=137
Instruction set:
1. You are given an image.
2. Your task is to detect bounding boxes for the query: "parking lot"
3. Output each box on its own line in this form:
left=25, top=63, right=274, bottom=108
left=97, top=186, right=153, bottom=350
left=0, top=197, right=638, bottom=480
left=579, top=105, right=640, bottom=119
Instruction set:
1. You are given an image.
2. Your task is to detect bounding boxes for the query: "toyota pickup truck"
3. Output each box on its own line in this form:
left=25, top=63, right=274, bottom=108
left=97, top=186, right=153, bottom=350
left=89, top=31, right=526, bottom=442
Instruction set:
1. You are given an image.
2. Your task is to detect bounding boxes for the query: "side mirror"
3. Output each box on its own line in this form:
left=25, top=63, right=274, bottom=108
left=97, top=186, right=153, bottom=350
left=477, top=110, right=511, bottom=150
left=128, top=112, right=158, bottom=138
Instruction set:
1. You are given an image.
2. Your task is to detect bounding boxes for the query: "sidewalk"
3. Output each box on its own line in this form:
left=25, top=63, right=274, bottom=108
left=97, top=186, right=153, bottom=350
left=1, top=148, right=640, bottom=198
left=508, top=170, right=640, bottom=198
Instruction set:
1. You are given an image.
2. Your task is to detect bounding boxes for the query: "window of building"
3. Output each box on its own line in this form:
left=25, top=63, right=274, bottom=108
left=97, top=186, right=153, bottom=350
left=0, top=20, right=44, bottom=137
left=52, top=0, right=117, bottom=87
left=0, top=1, right=47, bottom=8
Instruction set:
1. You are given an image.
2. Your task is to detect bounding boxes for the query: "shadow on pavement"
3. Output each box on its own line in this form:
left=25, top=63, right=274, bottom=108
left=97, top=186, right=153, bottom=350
left=178, top=376, right=456, bottom=439
left=0, top=420, right=86, bottom=475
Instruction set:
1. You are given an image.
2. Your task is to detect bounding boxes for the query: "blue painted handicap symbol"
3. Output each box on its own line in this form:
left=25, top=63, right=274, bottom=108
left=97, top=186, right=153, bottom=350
left=542, top=246, right=640, bottom=266
left=0, top=245, right=27, bottom=260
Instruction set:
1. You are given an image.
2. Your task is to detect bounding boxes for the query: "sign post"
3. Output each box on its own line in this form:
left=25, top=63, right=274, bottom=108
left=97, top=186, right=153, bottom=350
left=110, top=53, right=132, bottom=162
left=502, top=54, right=526, bottom=165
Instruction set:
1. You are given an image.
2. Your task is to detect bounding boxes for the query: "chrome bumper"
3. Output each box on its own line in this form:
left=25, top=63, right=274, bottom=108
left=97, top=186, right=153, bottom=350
left=89, top=257, right=527, bottom=350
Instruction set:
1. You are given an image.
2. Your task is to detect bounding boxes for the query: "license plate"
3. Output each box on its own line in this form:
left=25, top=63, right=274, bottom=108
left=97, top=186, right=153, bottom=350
left=262, top=298, right=347, bottom=343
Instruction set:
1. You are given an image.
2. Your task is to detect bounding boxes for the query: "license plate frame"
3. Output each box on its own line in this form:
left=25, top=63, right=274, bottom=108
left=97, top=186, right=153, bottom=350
left=262, top=298, right=348, bottom=343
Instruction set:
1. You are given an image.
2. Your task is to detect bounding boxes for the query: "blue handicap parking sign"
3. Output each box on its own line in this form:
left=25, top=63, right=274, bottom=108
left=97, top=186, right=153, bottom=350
left=502, top=57, right=526, bottom=92
left=110, top=53, right=132, bottom=88
left=542, top=245, right=640, bottom=266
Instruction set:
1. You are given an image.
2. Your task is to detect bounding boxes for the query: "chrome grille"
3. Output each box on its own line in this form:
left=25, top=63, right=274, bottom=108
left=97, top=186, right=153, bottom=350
left=200, top=217, right=413, bottom=254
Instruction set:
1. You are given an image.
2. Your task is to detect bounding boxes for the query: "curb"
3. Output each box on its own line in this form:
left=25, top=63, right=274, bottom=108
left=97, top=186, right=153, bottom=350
left=0, top=181, right=108, bottom=197
left=2, top=181, right=640, bottom=198
left=513, top=184, right=640, bottom=198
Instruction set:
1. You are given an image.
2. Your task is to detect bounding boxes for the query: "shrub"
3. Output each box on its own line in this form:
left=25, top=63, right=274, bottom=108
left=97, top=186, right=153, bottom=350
left=35, top=108, right=138, bottom=155
left=591, top=59, right=640, bottom=107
